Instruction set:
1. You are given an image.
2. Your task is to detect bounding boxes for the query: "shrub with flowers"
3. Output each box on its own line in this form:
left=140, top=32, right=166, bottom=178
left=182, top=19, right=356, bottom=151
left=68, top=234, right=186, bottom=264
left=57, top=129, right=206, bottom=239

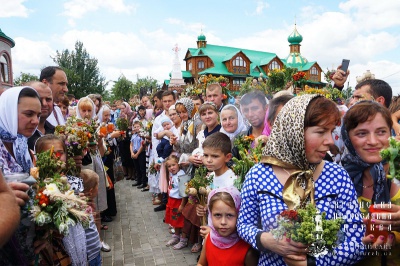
left=299, top=85, right=344, bottom=105
left=292, top=71, right=307, bottom=89
left=271, top=204, right=344, bottom=256
left=30, top=147, right=91, bottom=236
left=239, top=76, right=269, bottom=96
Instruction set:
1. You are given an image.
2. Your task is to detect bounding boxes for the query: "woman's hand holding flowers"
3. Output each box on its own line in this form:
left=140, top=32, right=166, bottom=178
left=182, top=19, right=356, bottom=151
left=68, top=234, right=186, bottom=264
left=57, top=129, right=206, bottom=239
left=260, top=232, right=308, bottom=261
left=8, top=182, right=29, bottom=206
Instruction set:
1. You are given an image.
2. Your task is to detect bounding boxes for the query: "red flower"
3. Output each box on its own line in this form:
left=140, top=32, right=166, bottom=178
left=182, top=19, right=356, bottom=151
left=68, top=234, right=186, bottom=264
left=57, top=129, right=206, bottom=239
left=220, top=82, right=226, bottom=87
left=280, top=209, right=299, bottom=221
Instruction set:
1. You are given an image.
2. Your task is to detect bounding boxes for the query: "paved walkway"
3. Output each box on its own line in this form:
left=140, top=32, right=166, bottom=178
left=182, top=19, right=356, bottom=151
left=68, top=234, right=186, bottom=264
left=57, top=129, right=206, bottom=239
left=100, top=179, right=199, bottom=266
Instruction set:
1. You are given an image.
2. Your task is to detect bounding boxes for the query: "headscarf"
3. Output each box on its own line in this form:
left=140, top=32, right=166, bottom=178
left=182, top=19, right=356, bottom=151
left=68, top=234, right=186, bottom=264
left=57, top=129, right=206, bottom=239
left=76, top=97, right=96, bottom=119
left=207, top=186, right=241, bottom=249
left=219, top=104, right=247, bottom=140
left=121, top=102, right=133, bottom=115
left=261, top=94, right=320, bottom=210
left=175, top=97, right=196, bottom=135
left=0, top=86, right=39, bottom=173
left=341, top=101, right=390, bottom=204
left=97, top=105, right=110, bottom=124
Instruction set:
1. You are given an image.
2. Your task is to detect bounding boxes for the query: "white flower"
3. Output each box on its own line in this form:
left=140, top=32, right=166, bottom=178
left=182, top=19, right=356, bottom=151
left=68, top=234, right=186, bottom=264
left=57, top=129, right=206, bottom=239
left=35, top=211, right=52, bottom=226
left=58, top=222, right=69, bottom=235
left=43, top=183, right=61, bottom=196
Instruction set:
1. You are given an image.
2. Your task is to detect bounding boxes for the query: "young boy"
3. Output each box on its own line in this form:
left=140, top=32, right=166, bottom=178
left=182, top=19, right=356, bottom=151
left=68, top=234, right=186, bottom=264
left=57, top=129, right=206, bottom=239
left=130, top=121, right=148, bottom=190
left=202, top=132, right=236, bottom=188
left=197, top=132, right=237, bottom=240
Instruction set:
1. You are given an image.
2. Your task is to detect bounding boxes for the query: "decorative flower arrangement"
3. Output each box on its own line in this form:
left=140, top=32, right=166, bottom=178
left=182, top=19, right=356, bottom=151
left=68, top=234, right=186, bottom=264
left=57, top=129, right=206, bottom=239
left=185, top=166, right=213, bottom=225
left=239, top=76, right=269, bottom=96
left=30, top=147, right=91, bottom=236
left=182, top=84, right=204, bottom=97
left=271, top=204, right=344, bottom=256
left=292, top=71, right=307, bottom=89
left=299, top=85, right=344, bottom=105
left=380, top=137, right=400, bottom=185
left=232, top=135, right=263, bottom=190
left=55, top=116, right=98, bottom=158
left=199, top=74, right=231, bottom=101
left=266, top=68, right=297, bottom=93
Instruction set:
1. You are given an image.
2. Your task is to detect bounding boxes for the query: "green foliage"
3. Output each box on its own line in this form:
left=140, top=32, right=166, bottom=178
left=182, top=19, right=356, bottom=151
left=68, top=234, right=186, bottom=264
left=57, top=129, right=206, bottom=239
left=13, top=72, right=39, bottom=86
left=380, top=137, right=400, bottom=180
left=116, top=117, right=129, bottom=131
left=52, top=41, right=106, bottom=98
left=111, top=75, right=134, bottom=101
left=341, top=86, right=354, bottom=100
left=133, top=75, right=158, bottom=97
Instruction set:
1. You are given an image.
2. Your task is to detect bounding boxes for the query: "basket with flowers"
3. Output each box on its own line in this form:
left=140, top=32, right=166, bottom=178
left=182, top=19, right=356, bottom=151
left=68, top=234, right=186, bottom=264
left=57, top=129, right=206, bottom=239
left=30, top=147, right=91, bottom=236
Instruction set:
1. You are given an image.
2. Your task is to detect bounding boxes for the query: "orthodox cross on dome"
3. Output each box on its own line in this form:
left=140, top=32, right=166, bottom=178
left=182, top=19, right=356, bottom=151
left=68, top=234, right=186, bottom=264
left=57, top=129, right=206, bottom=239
left=172, top=43, right=180, bottom=54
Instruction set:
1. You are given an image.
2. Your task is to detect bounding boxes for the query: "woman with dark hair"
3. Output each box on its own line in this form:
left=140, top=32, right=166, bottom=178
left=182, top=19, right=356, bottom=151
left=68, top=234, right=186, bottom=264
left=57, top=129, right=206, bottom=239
left=237, top=95, right=364, bottom=265
left=0, top=86, right=42, bottom=264
left=342, top=101, right=400, bottom=265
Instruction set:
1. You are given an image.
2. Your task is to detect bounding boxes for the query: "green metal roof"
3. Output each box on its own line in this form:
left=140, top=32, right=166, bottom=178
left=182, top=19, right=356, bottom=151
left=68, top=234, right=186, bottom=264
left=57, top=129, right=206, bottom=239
left=182, top=71, right=192, bottom=78
left=164, top=79, right=170, bottom=85
left=0, top=28, right=15, bottom=48
left=186, top=44, right=278, bottom=77
left=288, top=25, right=303, bottom=45
left=198, top=33, right=206, bottom=41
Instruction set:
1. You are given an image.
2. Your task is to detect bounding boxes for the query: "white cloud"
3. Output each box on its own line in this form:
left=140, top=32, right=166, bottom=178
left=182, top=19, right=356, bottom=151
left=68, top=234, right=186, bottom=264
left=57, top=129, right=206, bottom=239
left=11, top=37, right=55, bottom=77
left=0, top=0, right=31, bottom=18
left=255, top=1, right=270, bottom=15
left=63, top=0, right=137, bottom=19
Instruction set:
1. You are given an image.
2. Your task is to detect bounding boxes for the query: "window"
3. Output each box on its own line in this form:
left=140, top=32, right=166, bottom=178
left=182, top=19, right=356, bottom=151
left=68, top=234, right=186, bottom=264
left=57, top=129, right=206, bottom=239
left=198, top=60, right=204, bottom=69
left=233, top=78, right=245, bottom=86
left=233, top=56, right=246, bottom=67
left=269, top=61, right=280, bottom=70
left=311, top=66, right=318, bottom=75
left=188, top=62, right=192, bottom=71
left=0, top=54, right=9, bottom=83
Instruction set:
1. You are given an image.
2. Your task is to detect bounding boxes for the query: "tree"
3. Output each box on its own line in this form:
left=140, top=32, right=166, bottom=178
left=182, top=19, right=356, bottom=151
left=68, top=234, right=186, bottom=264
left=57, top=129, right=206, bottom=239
left=52, top=41, right=106, bottom=99
left=133, top=75, right=159, bottom=98
left=342, top=85, right=354, bottom=100
left=13, top=72, right=39, bottom=86
left=111, top=75, right=134, bottom=101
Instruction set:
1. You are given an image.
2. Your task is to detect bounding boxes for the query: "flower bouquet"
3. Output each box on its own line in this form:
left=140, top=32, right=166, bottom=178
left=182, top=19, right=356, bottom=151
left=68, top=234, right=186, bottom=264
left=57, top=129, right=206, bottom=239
left=185, top=166, right=213, bottom=225
left=232, top=135, right=263, bottom=190
left=299, top=85, right=344, bottom=105
left=380, top=137, right=400, bottom=185
left=55, top=116, right=98, bottom=158
left=292, top=71, right=307, bottom=89
left=271, top=204, right=344, bottom=256
left=30, top=147, right=91, bottom=236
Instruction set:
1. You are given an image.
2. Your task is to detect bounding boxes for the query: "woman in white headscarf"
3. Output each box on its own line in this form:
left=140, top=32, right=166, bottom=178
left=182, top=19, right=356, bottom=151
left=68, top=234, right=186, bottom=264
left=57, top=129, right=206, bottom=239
left=76, top=96, right=97, bottom=120
left=0, top=86, right=41, bottom=264
left=220, top=104, right=247, bottom=143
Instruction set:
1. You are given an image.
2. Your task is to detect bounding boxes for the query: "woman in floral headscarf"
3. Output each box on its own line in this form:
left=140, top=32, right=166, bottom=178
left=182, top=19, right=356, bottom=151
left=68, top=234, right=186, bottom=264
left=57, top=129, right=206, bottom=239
left=237, top=94, right=364, bottom=265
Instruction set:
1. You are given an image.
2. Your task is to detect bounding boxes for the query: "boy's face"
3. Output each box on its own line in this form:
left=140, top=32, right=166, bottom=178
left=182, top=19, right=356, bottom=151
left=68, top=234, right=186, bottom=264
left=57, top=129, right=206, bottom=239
left=162, top=122, right=172, bottom=130
left=202, top=147, right=232, bottom=175
left=133, top=123, right=141, bottom=132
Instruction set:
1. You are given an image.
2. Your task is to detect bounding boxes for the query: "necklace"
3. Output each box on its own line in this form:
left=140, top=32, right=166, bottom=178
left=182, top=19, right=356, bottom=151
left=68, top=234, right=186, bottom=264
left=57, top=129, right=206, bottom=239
left=362, top=183, right=374, bottom=189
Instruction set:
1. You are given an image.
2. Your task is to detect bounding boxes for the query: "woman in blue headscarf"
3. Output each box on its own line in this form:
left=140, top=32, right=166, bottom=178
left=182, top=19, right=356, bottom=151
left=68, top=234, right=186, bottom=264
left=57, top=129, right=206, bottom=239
left=0, top=86, right=41, bottom=265
left=342, top=101, right=400, bottom=265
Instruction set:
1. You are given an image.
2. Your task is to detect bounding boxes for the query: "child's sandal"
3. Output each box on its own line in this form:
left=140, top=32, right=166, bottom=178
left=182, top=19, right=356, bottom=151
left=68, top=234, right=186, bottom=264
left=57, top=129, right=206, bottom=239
left=173, top=238, right=188, bottom=250
left=166, top=234, right=180, bottom=246
left=191, top=243, right=202, bottom=253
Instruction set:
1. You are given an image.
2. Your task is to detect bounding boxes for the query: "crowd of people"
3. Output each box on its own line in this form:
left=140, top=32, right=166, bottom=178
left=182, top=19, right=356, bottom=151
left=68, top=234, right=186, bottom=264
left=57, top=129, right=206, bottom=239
left=0, top=64, right=399, bottom=265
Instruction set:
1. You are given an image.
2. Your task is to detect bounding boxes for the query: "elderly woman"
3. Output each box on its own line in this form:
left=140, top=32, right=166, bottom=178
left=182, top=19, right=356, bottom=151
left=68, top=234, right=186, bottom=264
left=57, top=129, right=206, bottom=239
left=220, top=104, right=247, bottom=143
left=0, top=86, right=41, bottom=264
left=237, top=95, right=364, bottom=265
left=341, top=101, right=400, bottom=265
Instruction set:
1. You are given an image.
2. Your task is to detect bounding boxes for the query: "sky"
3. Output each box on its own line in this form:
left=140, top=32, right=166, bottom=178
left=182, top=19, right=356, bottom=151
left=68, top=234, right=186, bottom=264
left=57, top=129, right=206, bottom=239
left=1, top=0, right=400, bottom=94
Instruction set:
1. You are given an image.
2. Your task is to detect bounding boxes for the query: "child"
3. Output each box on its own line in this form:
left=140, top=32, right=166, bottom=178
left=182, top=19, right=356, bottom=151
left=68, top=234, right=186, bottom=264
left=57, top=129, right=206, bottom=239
left=197, top=187, right=258, bottom=266
left=130, top=121, right=147, bottom=190
left=80, top=169, right=103, bottom=266
left=164, top=155, right=187, bottom=247
left=156, top=118, right=174, bottom=163
left=202, top=132, right=237, bottom=188
left=34, top=135, right=88, bottom=265
left=197, top=132, right=238, bottom=241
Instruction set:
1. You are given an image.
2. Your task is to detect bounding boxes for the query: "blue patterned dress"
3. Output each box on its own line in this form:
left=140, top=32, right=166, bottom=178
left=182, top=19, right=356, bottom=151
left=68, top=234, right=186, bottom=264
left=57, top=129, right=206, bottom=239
left=237, top=162, right=365, bottom=266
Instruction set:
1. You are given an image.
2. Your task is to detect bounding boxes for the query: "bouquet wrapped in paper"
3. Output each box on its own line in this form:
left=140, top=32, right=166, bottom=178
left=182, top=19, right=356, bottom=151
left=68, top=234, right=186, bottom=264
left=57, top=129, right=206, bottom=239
left=271, top=204, right=344, bottom=256
left=185, top=166, right=213, bottom=225
left=30, top=147, right=91, bottom=236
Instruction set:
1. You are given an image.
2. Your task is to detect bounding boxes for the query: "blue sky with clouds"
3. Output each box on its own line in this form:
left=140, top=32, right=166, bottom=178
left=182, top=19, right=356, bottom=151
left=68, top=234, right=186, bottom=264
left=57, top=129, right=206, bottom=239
left=1, top=0, right=400, bottom=93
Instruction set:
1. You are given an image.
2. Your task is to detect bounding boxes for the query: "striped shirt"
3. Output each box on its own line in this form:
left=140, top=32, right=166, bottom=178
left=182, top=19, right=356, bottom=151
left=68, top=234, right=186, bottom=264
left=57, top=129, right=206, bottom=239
left=85, top=214, right=102, bottom=261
